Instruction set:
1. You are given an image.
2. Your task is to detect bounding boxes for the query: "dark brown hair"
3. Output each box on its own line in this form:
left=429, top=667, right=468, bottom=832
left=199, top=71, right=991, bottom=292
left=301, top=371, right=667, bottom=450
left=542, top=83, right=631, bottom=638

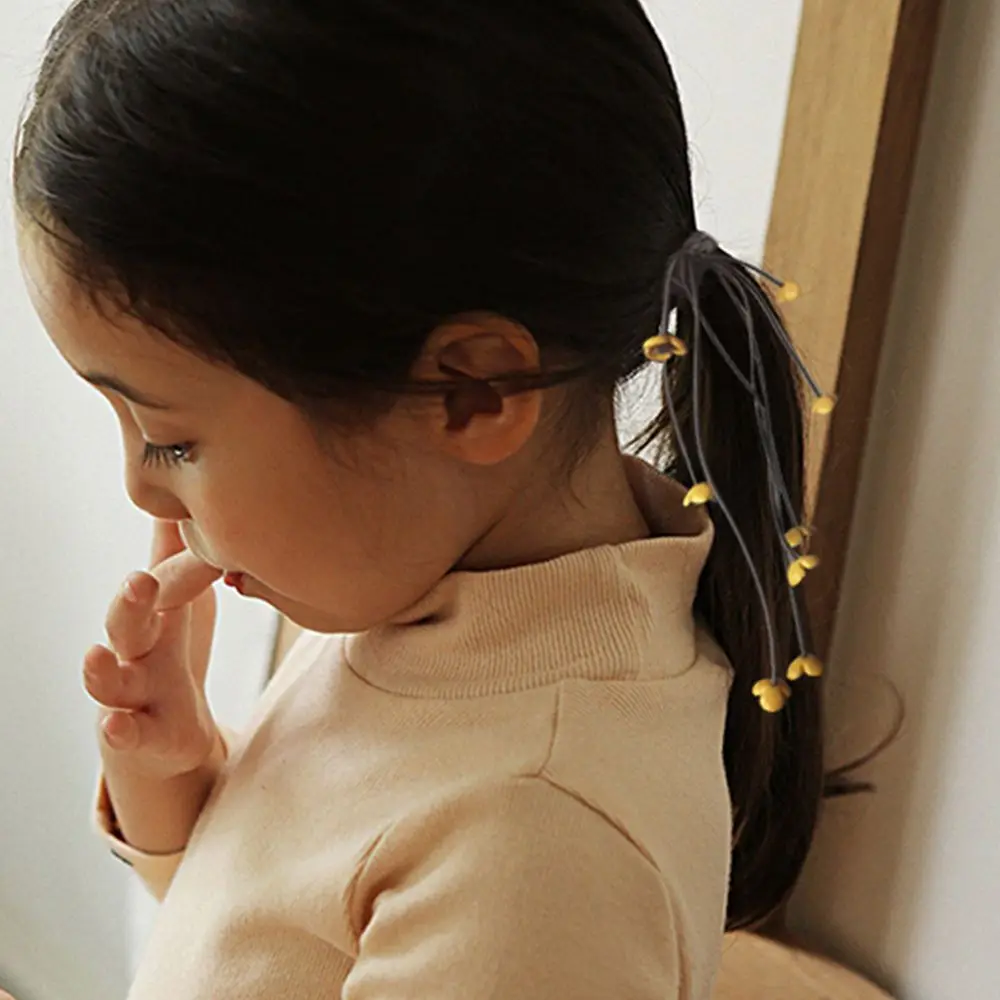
left=15, top=0, right=856, bottom=929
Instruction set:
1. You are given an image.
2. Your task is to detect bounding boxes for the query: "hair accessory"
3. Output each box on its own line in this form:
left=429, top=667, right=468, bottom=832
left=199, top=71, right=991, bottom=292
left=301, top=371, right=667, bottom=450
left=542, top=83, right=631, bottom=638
left=753, top=679, right=792, bottom=714
left=784, top=525, right=811, bottom=549
left=643, top=334, right=690, bottom=361
left=775, top=281, right=801, bottom=304
left=642, top=230, right=835, bottom=713
left=787, top=554, right=820, bottom=588
left=683, top=483, right=714, bottom=507
left=786, top=655, right=824, bottom=681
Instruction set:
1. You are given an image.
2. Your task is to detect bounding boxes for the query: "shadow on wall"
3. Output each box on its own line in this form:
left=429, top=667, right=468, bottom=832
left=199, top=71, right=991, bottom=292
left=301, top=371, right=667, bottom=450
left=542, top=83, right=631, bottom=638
left=789, top=0, right=1000, bottom=993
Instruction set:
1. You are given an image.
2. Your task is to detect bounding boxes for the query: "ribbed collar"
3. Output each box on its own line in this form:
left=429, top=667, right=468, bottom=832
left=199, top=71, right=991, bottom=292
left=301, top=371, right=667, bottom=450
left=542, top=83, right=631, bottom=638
left=344, top=456, right=714, bottom=698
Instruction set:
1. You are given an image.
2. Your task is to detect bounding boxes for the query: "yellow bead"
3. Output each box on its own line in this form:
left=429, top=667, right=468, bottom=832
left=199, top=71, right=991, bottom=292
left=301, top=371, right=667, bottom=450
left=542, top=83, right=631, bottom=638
left=777, top=281, right=801, bottom=304
left=753, top=679, right=791, bottom=713
left=665, top=335, right=689, bottom=357
left=785, top=525, right=811, bottom=549
left=683, top=482, right=714, bottom=507
left=803, top=655, right=824, bottom=678
left=643, top=336, right=669, bottom=362
left=787, top=655, right=824, bottom=682
left=787, top=554, right=820, bottom=588
left=643, top=334, right=689, bottom=363
left=812, top=394, right=837, bottom=416
left=759, top=689, right=787, bottom=713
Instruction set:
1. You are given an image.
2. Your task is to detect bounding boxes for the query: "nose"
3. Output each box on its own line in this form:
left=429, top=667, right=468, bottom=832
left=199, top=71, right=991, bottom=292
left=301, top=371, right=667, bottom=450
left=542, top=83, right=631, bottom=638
left=125, top=464, right=189, bottom=522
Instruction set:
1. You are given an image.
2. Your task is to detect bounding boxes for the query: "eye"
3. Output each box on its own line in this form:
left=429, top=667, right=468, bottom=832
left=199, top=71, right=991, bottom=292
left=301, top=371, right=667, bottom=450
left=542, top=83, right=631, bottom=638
left=142, top=442, right=195, bottom=469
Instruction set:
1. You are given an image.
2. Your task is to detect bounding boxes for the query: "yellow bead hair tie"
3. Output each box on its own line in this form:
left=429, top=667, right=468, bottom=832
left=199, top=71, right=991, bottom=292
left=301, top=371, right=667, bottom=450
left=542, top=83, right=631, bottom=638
left=787, top=553, right=820, bottom=588
left=643, top=334, right=689, bottom=362
left=753, top=679, right=792, bottom=713
left=643, top=233, right=840, bottom=713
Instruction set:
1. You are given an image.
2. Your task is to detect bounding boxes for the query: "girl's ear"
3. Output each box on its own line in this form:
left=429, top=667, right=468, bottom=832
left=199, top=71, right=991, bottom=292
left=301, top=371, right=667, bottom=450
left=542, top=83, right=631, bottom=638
left=412, top=315, right=543, bottom=466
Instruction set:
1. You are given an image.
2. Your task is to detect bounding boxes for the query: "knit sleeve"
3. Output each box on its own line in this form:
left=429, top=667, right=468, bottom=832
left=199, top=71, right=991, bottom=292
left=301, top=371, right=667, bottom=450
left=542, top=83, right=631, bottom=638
left=342, top=777, right=684, bottom=1000
left=92, top=725, right=240, bottom=903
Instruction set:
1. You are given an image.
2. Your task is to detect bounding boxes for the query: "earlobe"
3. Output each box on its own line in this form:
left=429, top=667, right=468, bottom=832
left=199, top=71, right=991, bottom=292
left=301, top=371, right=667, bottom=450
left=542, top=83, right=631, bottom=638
left=441, top=369, right=542, bottom=466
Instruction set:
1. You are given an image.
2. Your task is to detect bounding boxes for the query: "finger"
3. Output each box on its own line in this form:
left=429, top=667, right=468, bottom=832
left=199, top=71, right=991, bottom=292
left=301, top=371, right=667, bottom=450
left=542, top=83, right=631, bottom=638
left=105, top=572, right=162, bottom=662
left=101, top=708, right=143, bottom=752
left=149, top=518, right=186, bottom=568
left=101, top=707, right=212, bottom=769
left=153, top=550, right=223, bottom=611
left=83, top=645, right=149, bottom=710
left=188, top=586, right=218, bottom=688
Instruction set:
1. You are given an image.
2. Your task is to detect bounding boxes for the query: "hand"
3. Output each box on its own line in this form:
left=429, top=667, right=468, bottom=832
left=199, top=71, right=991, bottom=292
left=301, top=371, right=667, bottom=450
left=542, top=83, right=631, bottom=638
left=84, top=520, right=224, bottom=780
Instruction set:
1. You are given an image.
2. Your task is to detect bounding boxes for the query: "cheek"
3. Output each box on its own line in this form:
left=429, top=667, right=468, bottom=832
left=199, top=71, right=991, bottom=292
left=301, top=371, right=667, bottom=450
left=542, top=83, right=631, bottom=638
left=183, top=419, right=463, bottom=625
left=228, top=459, right=417, bottom=598
left=181, top=443, right=348, bottom=582
left=179, top=461, right=269, bottom=569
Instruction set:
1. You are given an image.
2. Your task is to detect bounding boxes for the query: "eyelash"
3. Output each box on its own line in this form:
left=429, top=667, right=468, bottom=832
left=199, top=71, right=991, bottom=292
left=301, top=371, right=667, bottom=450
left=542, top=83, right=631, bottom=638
left=142, top=442, right=195, bottom=469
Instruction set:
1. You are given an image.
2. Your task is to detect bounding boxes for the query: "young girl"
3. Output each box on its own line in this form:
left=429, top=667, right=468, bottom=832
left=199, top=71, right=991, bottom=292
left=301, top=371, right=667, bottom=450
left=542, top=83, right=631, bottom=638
left=14, top=1, right=834, bottom=997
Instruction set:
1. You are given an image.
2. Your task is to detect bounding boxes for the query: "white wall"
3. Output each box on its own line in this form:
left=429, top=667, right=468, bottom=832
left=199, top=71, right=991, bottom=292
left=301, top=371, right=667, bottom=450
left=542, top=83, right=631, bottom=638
left=645, top=0, right=803, bottom=258
left=789, top=2, right=1000, bottom=998
left=0, top=7, right=275, bottom=999
left=623, top=0, right=803, bottom=437
left=0, top=2, right=802, bottom=998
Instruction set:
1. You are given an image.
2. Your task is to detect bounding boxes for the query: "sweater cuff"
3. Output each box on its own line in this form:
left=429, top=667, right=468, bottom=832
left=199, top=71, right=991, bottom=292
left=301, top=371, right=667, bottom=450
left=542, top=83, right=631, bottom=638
left=93, top=725, right=237, bottom=902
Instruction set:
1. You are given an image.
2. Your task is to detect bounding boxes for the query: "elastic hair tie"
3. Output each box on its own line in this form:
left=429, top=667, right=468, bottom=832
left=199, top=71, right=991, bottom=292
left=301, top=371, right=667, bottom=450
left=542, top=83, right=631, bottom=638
left=642, top=231, right=834, bottom=714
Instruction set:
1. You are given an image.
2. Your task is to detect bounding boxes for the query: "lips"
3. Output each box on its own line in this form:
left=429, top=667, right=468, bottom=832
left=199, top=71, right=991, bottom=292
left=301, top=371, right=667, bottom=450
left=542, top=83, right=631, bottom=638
left=223, top=572, right=246, bottom=594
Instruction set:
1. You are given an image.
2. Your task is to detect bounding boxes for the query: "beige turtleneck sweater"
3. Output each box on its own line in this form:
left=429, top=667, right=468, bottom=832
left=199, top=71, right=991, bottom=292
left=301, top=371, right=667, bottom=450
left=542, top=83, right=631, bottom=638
left=96, top=458, right=734, bottom=999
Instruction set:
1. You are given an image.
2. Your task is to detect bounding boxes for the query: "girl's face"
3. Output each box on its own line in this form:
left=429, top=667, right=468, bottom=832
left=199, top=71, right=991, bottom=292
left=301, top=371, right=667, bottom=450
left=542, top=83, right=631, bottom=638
left=18, top=230, right=532, bottom=633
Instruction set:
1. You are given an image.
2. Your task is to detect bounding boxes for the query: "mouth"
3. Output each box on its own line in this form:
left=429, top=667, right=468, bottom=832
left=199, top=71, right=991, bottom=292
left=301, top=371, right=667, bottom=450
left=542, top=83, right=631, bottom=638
left=223, top=571, right=247, bottom=594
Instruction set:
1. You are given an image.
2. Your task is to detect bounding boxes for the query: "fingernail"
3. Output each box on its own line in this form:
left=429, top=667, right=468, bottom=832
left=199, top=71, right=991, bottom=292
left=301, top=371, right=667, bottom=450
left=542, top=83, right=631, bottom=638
left=103, top=712, right=137, bottom=750
left=122, top=574, right=142, bottom=603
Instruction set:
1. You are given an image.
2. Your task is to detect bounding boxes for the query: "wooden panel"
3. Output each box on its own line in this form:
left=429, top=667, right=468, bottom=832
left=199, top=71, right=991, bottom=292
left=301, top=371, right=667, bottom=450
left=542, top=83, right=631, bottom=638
left=765, top=0, right=943, bottom=655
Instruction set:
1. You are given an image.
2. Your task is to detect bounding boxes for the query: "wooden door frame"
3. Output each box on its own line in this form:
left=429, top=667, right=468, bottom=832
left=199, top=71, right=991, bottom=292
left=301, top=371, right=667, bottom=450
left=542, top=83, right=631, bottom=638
left=269, top=0, right=944, bottom=679
left=765, top=0, right=943, bottom=657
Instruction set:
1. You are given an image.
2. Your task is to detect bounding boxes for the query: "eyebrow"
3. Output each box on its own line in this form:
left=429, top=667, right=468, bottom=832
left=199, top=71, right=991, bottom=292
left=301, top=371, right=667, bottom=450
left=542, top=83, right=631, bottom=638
left=78, top=371, right=174, bottom=410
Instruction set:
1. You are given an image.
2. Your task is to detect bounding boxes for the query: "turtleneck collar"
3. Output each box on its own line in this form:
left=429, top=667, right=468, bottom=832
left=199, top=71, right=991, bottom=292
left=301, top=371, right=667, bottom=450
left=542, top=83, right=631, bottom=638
left=344, top=456, right=713, bottom=698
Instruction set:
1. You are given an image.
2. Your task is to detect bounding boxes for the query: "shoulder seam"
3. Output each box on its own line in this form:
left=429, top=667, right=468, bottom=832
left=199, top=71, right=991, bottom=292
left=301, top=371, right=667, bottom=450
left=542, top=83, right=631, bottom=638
left=533, top=681, right=562, bottom=777
left=526, top=772, right=662, bottom=874
left=530, top=683, right=660, bottom=873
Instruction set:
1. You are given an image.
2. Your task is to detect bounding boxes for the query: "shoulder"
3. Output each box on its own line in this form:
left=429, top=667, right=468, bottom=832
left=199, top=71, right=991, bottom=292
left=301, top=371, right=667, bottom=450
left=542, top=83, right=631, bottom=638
left=358, top=776, right=663, bottom=888
left=346, top=778, right=685, bottom=997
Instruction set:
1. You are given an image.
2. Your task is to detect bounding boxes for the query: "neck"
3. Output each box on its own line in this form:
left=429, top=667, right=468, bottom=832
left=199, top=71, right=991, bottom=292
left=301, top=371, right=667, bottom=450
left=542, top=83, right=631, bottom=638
left=457, top=423, right=651, bottom=572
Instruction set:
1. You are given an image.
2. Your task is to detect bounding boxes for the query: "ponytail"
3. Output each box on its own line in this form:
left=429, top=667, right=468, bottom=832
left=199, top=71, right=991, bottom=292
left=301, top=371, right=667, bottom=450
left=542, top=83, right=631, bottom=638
left=694, top=271, right=825, bottom=930
left=632, top=240, right=828, bottom=930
